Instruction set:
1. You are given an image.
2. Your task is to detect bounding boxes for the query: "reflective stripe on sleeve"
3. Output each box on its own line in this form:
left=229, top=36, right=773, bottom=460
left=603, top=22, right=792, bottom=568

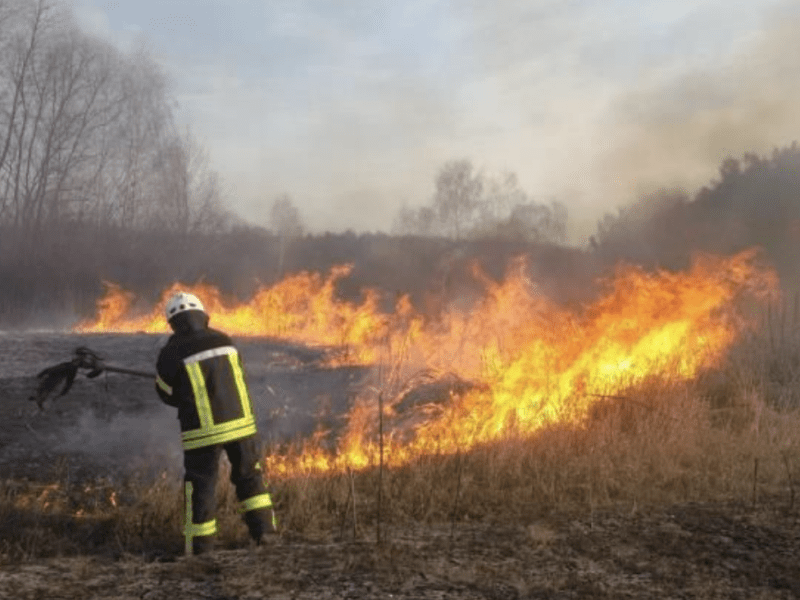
left=156, top=375, right=173, bottom=395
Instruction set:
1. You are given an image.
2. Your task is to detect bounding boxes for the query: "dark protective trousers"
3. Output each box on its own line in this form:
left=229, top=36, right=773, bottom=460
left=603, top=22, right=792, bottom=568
left=183, top=435, right=276, bottom=555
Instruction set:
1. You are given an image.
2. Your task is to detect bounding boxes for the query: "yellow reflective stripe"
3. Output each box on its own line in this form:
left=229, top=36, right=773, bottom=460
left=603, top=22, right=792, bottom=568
left=182, top=415, right=256, bottom=441
left=188, top=519, right=217, bottom=537
left=184, top=345, right=237, bottom=364
left=184, top=481, right=193, bottom=555
left=180, top=347, right=256, bottom=451
left=185, top=362, right=213, bottom=430
left=228, top=353, right=252, bottom=417
left=182, top=420, right=257, bottom=450
left=156, top=375, right=172, bottom=395
left=240, top=493, right=273, bottom=513
left=184, top=481, right=217, bottom=555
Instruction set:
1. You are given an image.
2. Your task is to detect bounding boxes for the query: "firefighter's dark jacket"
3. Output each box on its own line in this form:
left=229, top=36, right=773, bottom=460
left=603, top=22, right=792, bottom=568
left=156, top=311, right=257, bottom=450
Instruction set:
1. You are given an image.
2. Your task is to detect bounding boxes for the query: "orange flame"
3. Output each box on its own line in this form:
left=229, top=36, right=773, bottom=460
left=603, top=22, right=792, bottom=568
left=75, top=265, right=413, bottom=364
left=74, top=249, right=777, bottom=475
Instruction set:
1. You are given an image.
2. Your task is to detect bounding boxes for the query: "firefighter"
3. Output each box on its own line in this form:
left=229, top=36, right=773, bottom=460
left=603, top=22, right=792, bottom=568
left=155, top=291, right=277, bottom=555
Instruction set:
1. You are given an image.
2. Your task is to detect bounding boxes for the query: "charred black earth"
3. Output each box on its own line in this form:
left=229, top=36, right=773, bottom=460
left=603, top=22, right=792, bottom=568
left=0, top=332, right=371, bottom=484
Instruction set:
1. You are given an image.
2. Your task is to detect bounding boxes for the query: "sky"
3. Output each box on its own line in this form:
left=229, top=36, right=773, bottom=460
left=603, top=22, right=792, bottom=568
left=73, top=0, right=800, bottom=245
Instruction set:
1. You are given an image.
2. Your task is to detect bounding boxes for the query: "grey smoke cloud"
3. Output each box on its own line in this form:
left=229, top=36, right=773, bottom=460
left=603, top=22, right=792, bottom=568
left=53, top=406, right=184, bottom=477
left=73, top=0, right=800, bottom=243
left=593, top=4, right=800, bottom=214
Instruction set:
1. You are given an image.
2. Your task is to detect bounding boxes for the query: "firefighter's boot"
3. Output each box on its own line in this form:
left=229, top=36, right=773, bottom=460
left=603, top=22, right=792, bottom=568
left=191, top=535, right=215, bottom=555
left=245, top=507, right=278, bottom=544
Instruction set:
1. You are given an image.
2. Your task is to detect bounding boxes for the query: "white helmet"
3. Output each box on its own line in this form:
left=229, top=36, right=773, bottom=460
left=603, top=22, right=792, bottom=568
left=165, top=292, right=205, bottom=322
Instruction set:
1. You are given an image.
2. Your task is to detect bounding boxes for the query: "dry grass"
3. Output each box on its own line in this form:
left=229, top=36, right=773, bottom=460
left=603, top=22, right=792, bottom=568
left=2, top=319, right=800, bottom=565
left=270, top=317, right=800, bottom=539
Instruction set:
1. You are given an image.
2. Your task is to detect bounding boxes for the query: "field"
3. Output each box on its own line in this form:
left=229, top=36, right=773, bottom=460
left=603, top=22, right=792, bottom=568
left=1, top=329, right=800, bottom=599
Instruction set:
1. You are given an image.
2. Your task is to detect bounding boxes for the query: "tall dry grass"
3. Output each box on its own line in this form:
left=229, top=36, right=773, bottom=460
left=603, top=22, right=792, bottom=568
left=2, top=307, right=800, bottom=563
left=267, top=299, right=800, bottom=538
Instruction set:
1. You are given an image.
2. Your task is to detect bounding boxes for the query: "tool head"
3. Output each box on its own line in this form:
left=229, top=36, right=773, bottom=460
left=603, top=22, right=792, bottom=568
left=29, top=361, right=79, bottom=409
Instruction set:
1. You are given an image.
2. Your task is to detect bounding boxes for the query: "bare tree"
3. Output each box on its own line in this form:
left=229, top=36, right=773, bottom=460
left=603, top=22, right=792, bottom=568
left=391, top=161, right=570, bottom=243
left=0, top=1, right=225, bottom=241
left=391, top=202, right=438, bottom=237
left=393, top=161, right=569, bottom=244
left=0, top=0, right=236, bottom=320
left=500, top=200, right=568, bottom=244
left=103, top=44, right=175, bottom=230
left=0, top=1, right=136, bottom=245
left=481, top=171, right=525, bottom=226
left=433, top=159, right=483, bottom=240
left=150, top=133, right=192, bottom=234
left=269, top=193, right=304, bottom=276
left=0, top=0, right=52, bottom=227
left=269, top=193, right=303, bottom=237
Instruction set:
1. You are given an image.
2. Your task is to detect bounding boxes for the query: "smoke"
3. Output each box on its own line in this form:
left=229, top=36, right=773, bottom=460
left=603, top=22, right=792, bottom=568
left=53, top=405, right=184, bottom=478
left=591, top=4, right=800, bottom=215
left=581, top=5, right=800, bottom=283
left=72, top=0, right=795, bottom=241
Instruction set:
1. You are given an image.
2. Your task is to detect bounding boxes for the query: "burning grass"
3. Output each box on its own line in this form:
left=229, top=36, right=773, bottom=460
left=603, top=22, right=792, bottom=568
left=2, top=329, right=799, bottom=564
left=273, top=362, right=800, bottom=537
left=4, top=249, right=799, bottom=565
left=75, top=249, right=779, bottom=473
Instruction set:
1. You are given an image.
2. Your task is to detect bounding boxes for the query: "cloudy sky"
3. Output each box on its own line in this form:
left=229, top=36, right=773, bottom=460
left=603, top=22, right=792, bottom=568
left=74, top=0, right=800, bottom=244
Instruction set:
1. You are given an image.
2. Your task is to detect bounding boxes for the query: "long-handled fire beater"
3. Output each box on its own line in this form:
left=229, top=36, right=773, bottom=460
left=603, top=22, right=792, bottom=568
left=29, top=346, right=154, bottom=409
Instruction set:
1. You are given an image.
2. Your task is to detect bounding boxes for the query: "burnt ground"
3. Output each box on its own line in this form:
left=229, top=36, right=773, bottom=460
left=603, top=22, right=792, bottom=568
left=1, top=500, right=799, bottom=599
left=0, top=332, right=369, bottom=482
left=1, top=333, right=800, bottom=599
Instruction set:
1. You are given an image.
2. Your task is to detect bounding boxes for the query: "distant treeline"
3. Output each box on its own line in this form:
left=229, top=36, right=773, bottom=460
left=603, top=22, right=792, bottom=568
left=4, top=138, right=800, bottom=326
left=3, top=141, right=800, bottom=326
left=390, top=159, right=568, bottom=245
left=590, top=142, right=800, bottom=283
left=0, top=222, right=596, bottom=326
